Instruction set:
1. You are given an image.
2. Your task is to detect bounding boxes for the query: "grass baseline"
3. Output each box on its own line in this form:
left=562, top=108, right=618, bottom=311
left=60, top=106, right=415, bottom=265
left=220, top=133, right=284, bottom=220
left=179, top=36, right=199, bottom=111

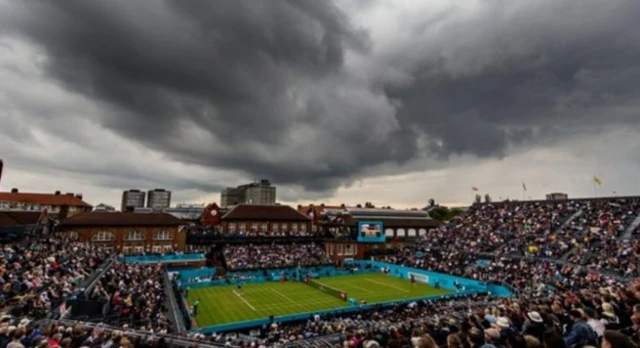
left=186, top=273, right=453, bottom=328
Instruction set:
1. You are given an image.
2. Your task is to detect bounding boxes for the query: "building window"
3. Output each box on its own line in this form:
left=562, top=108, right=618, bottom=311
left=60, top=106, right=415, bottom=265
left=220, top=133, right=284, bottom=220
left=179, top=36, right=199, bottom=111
left=154, top=231, right=172, bottom=240
left=67, top=231, right=79, bottom=240
left=261, top=223, right=268, bottom=232
left=228, top=223, right=236, bottom=232
left=281, top=223, right=288, bottom=232
left=291, top=223, right=298, bottom=233
left=312, top=225, right=317, bottom=233
left=272, top=224, right=279, bottom=233
left=385, top=228, right=395, bottom=237
left=408, top=228, right=417, bottom=237
left=418, top=228, right=427, bottom=236
left=344, top=244, right=355, bottom=256
left=251, top=222, right=258, bottom=231
left=300, top=224, right=307, bottom=233
left=92, top=231, right=115, bottom=242
left=239, top=223, right=246, bottom=231
left=397, top=228, right=406, bottom=237
left=124, top=231, right=144, bottom=241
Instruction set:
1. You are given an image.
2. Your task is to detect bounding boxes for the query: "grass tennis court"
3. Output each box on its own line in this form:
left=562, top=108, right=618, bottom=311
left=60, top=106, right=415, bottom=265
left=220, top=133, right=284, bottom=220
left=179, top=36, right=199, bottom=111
left=186, top=273, right=453, bottom=327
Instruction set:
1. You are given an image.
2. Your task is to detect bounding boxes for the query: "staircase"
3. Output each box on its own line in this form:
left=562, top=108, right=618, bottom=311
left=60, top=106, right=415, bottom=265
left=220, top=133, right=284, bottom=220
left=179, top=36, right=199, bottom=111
left=558, top=210, right=583, bottom=261
left=561, top=210, right=583, bottom=229
left=621, top=215, right=640, bottom=240
left=207, top=244, right=228, bottom=277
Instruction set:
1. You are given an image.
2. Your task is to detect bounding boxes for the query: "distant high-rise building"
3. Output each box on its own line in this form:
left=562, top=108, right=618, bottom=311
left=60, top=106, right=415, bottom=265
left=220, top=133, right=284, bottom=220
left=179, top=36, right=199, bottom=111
left=220, top=179, right=277, bottom=207
left=121, top=189, right=145, bottom=211
left=221, top=187, right=244, bottom=208
left=147, top=189, right=171, bottom=209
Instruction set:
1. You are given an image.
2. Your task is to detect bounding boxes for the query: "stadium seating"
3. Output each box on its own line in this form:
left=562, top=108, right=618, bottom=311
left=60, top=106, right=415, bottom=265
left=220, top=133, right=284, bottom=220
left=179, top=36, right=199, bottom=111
left=223, top=243, right=332, bottom=270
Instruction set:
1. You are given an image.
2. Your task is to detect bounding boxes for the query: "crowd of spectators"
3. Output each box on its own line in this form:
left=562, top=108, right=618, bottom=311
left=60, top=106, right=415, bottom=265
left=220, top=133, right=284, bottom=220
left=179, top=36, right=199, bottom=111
left=187, top=227, right=330, bottom=244
left=4, top=196, right=640, bottom=347
left=88, top=262, right=170, bottom=334
left=223, top=243, right=332, bottom=270
left=0, top=237, right=111, bottom=322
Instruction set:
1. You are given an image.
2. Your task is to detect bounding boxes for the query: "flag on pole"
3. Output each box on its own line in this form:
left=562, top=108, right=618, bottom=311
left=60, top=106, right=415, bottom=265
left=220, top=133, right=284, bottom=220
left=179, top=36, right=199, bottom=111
left=522, top=182, right=527, bottom=191
left=471, top=186, right=479, bottom=191
left=593, top=175, right=602, bottom=186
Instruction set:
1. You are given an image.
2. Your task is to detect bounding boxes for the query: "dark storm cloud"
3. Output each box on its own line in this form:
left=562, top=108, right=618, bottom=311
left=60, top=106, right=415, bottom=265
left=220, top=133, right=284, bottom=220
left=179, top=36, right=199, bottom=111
left=2, top=0, right=640, bottom=194
left=0, top=0, right=414, bottom=191
left=380, top=0, right=640, bottom=159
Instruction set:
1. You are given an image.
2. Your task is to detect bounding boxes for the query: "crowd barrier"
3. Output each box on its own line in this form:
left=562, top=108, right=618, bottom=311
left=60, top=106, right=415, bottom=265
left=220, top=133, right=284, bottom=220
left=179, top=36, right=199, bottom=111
left=346, top=260, right=509, bottom=294
left=170, top=267, right=217, bottom=283
left=181, top=261, right=512, bottom=334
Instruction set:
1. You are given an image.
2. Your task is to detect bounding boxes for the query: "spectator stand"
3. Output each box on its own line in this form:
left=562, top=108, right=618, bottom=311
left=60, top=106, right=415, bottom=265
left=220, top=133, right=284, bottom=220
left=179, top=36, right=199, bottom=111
left=50, top=254, right=117, bottom=320
left=36, top=318, right=234, bottom=348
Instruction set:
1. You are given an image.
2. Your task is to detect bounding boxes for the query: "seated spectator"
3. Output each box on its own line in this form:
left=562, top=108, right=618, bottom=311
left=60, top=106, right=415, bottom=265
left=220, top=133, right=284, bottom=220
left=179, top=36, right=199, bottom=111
left=223, top=243, right=331, bottom=270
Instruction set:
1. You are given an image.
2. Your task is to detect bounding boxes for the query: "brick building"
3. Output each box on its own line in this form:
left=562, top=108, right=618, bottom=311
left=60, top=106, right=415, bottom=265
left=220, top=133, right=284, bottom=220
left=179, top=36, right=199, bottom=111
left=58, top=211, right=186, bottom=254
left=0, top=189, right=91, bottom=216
left=219, top=204, right=311, bottom=234
left=298, top=204, right=345, bottom=233
left=299, top=204, right=441, bottom=239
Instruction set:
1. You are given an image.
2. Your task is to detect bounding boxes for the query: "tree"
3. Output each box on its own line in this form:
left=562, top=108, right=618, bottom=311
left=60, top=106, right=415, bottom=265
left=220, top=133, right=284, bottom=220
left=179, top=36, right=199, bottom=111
left=429, top=206, right=464, bottom=222
left=475, top=194, right=482, bottom=204
left=484, top=194, right=492, bottom=203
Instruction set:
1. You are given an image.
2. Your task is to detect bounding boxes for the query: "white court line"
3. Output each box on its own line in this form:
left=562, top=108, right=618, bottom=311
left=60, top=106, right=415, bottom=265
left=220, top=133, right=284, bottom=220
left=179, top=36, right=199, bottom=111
left=329, top=283, right=374, bottom=294
left=347, top=284, right=375, bottom=293
left=233, top=290, right=257, bottom=311
left=364, top=279, right=410, bottom=293
left=269, top=288, right=296, bottom=303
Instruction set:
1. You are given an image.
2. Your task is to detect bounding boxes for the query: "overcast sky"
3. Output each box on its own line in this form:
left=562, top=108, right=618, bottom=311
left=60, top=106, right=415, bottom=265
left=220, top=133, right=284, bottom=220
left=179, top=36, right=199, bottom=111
left=1, top=0, right=639, bottom=209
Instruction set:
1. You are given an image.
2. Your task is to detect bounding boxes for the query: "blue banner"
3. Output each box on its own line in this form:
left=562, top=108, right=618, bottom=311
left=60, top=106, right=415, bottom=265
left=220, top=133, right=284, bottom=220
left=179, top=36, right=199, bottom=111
left=357, top=221, right=386, bottom=243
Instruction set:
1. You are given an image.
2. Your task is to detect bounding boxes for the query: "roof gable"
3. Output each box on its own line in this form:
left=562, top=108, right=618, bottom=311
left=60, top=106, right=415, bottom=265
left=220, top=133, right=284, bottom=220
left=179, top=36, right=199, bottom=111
left=0, top=192, right=90, bottom=207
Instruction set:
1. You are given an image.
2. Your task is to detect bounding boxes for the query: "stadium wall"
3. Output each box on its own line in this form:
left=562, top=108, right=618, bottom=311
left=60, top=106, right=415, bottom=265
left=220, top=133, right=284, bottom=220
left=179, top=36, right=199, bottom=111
left=169, top=267, right=216, bottom=283
left=348, top=260, right=512, bottom=297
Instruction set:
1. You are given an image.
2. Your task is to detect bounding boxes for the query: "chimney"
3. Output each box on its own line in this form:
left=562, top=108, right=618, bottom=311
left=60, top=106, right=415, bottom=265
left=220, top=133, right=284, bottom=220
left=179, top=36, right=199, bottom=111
left=297, top=204, right=302, bottom=209
left=65, top=192, right=74, bottom=196
left=10, top=188, right=18, bottom=193
left=55, top=191, right=61, bottom=195
left=340, top=203, right=345, bottom=208
left=75, top=193, right=83, bottom=200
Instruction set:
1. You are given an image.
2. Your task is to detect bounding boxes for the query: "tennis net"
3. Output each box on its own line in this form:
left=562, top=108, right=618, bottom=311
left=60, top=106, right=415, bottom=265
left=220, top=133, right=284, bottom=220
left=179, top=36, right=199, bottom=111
left=303, top=278, right=347, bottom=301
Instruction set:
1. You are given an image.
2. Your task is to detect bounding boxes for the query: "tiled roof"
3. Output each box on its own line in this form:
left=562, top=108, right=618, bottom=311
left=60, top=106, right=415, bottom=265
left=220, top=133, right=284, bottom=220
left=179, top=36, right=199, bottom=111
left=0, top=192, right=91, bottom=207
left=62, top=212, right=184, bottom=226
left=0, top=212, right=44, bottom=227
left=222, top=204, right=311, bottom=221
